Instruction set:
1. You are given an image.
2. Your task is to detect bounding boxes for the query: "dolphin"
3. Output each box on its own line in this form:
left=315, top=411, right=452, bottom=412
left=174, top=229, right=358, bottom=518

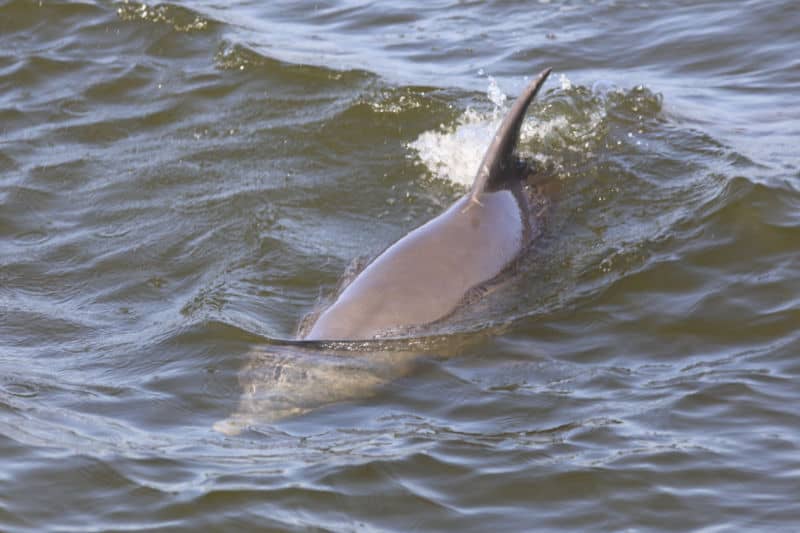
left=303, top=67, right=553, bottom=341
left=213, top=68, right=553, bottom=434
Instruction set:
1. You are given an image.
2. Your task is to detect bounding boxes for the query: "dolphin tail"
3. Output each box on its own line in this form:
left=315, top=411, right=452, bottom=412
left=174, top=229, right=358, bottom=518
left=469, top=67, right=552, bottom=204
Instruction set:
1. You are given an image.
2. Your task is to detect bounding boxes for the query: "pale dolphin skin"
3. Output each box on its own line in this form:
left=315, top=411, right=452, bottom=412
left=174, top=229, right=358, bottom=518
left=304, top=67, right=553, bottom=340
left=212, top=341, right=424, bottom=435
left=214, top=68, right=553, bottom=434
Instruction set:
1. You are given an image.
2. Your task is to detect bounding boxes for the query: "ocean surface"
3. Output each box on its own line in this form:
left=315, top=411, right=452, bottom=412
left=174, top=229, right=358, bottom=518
left=1, top=0, right=799, bottom=530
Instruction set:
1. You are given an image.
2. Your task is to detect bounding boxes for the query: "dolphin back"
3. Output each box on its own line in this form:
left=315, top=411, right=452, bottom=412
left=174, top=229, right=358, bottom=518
left=303, top=67, right=553, bottom=341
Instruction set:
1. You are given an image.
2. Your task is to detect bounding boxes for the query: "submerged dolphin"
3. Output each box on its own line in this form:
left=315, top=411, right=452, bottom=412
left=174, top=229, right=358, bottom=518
left=303, top=67, right=553, bottom=340
left=214, top=68, right=553, bottom=434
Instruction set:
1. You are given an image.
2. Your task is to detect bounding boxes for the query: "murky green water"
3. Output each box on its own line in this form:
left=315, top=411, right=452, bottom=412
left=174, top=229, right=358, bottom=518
left=1, top=0, right=799, bottom=530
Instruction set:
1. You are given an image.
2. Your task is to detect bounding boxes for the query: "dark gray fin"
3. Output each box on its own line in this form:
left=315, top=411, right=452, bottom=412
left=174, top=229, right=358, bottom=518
left=469, top=67, right=552, bottom=204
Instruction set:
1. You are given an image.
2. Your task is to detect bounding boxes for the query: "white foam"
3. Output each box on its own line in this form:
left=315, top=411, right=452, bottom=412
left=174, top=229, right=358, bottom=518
left=559, top=73, right=572, bottom=91
left=486, top=76, right=507, bottom=108
left=408, top=108, right=502, bottom=187
left=408, top=77, right=567, bottom=187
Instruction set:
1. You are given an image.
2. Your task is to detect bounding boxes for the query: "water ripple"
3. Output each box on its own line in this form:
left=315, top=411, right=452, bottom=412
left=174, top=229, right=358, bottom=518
left=1, top=0, right=799, bottom=530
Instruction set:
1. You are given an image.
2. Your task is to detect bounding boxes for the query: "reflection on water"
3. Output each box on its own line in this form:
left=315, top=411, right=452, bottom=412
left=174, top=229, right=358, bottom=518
left=213, top=342, right=419, bottom=435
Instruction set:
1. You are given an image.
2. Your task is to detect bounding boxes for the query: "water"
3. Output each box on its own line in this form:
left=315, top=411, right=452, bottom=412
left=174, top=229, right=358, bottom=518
left=1, top=0, right=799, bottom=530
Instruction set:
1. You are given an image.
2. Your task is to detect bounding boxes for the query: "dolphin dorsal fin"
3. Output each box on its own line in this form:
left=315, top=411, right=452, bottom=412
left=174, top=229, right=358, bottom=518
left=469, top=67, right=552, bottom=204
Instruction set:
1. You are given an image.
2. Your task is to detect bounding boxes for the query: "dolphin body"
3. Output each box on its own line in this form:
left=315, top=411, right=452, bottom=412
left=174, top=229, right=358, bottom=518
left=213, top=68, right=553, bottom=434
left=303, top=67, right=553, bottom=341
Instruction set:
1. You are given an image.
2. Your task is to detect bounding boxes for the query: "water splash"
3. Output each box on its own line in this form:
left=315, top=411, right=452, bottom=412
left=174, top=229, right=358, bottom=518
left=408, top=108, right=501, bottom=187
left=559, top=73, right=573, bottom=91
left=486, top=76, right=508, bottom=108
left=407, top=76, right=573, bottom=187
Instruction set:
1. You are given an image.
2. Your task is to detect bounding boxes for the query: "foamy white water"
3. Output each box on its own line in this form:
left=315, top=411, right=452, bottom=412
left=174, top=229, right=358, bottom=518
left=408, top=74, right=575, bottom=186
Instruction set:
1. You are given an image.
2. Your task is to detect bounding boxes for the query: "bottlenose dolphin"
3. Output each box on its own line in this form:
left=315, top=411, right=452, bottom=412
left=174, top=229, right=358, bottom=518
left=213, top=68, right=553, bottom=434
left=303, top=67, right=553, bottom=340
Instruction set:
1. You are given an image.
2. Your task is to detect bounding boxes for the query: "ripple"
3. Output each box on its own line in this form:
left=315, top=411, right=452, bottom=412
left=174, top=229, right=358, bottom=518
left=12, top=229, right=49, bottom=245
left=1, top=0, right=799, bottom=530
left=116, top=1, right=212, bottom=33
left=1, top=382, right=39, bottom=398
